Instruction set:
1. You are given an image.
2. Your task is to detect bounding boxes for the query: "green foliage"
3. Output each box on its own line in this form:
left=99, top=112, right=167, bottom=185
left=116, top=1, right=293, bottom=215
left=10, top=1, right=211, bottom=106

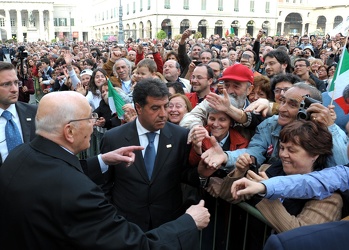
left=194, top=32, right=202, bottom=39
left=174, top=34, right=182, bottom=41
left=156, top=30, right=167, bottom=39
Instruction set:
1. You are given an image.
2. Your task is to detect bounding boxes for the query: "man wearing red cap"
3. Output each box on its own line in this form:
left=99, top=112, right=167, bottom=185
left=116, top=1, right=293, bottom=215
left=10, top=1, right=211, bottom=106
left=180, top=63, right=257, bottom=131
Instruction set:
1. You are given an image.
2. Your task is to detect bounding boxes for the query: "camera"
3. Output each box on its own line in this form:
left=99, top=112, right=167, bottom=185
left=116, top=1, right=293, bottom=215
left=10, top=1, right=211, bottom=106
left=142, top=42, right=148, bottom=47
left=192, top=60, right=202, bottom=66
left=191, top=30, right=196, bottom=34
left=297, top=95, right=322, bottom=120
left=262, top=29, right=267, bottom=34
left=91, top=52, right=97, bottom=58
left=17, top=46, right=28, bottom=59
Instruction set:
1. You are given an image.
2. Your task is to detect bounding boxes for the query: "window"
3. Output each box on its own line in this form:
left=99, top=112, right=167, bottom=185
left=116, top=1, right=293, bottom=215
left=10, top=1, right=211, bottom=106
left=127, top=4, right=129, bottom=15
left=140, top=0, right=143, bottom=11
left=265, top=1, right=270, bottom=13
left=250, top=0, right=254, bottom=12
left=218, top=0, right=223, bottom=11
left=114, top=7, right=117, bottom=18
left=164, top=0, right=171, bottom=9
left=10, top=18, right=15, bottom=27
left=0, top=18, right=5, bottom=27
left=148, top=0, right=151, bottom=10
left=53, top=18, right=58, bottom=26
left=102, top=12, right=104, bottom=20
left=70, top=18, right=74, bottom=26
left=59, top=18, right=67, bottom=26
left=133, top=1, right=136, bottom=13
left=22, top=19, right=26, bottom=27
left=234, top=0, right=239, bottom=11
left=201, top=0, right=206, bottom=10
left=183, top=0, right=189, bottom=9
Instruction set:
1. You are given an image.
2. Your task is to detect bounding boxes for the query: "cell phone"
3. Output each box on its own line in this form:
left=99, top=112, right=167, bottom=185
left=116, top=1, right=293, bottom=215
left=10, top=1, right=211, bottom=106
left=142, top=42, right=148, bottom=47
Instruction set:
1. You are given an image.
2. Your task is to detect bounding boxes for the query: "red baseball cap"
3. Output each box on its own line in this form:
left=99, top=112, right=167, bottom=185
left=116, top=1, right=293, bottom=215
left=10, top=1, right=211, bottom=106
left=218, top=64, right=254, bottom=84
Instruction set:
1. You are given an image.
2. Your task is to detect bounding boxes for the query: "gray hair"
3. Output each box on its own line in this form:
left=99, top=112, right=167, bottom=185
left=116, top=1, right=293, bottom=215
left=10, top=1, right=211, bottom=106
left=293, top=82, right=322, bottom=102
left=112, top=58, right=132, bottom=77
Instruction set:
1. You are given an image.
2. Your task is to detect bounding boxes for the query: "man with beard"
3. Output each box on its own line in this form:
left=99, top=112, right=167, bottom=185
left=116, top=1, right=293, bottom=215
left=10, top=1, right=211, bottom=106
left=185, top=64, right=214, bottom=108
left=180, top=64, right=263, bottom=142
left=264, top=50, right=291, bottom=79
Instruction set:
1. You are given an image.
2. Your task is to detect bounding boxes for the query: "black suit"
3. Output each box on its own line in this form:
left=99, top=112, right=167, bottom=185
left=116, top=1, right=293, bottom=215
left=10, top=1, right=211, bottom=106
left=0, top=136, right=201, bottom=249
left=0, top=102, right=37, bottom=166
left=264, top=221, right=349, bottom=250
left=101, top=120, right=199, bottom=231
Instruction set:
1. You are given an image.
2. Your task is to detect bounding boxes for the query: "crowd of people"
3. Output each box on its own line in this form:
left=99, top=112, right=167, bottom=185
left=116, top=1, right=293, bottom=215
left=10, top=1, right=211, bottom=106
left=0, top=28, right=349, bottom=249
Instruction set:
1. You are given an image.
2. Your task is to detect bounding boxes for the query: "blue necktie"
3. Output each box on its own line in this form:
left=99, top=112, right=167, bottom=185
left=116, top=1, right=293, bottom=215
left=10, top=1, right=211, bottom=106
left=2, top=110, right=22, bottom=152
left=144, top=132, right=156, bottom=179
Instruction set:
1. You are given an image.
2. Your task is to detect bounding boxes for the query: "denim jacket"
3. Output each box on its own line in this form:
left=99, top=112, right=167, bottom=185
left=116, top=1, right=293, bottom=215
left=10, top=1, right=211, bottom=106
left=226, top=115, right=348, bottom=170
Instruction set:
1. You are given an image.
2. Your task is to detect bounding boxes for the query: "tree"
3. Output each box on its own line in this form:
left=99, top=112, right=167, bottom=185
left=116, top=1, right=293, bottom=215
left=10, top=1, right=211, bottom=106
left=156, top=30, right=167, bottom=40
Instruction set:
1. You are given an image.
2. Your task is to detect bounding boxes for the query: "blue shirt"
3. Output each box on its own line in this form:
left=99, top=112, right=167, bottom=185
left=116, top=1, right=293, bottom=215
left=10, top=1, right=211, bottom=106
left=262, top=165, right=349, bottom=200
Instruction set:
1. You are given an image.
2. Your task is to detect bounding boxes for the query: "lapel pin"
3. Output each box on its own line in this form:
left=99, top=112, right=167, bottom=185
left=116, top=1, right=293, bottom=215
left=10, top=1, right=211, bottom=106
left=166, top=144, right=172, bottom=148
left=26, top=118, right=32, bottom=121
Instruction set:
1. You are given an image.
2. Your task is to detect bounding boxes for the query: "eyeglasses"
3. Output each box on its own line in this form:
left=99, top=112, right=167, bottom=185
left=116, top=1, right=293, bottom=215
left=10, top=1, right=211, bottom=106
left=0, top=81, right=20, bottom=88
left=68, top=113, right=98, bottom=124
left=274, top=87, right=290, bottom=94
left=191, top=75, right=208, bottom=80
left=169, top=103, right=186, bottom=109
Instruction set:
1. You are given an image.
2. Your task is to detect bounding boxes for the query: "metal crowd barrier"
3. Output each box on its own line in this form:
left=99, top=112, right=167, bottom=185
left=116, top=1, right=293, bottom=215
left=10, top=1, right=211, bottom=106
left=199, top=198, right=272, bottom=250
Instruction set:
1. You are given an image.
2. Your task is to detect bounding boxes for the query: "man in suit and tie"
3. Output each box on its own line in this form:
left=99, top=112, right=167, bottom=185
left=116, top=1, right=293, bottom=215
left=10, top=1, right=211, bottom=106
left=0, top=91, right=210, bottom=249
left=0, top=62, right=36, bottom=165
left=101, top=78, right=200, bottom=231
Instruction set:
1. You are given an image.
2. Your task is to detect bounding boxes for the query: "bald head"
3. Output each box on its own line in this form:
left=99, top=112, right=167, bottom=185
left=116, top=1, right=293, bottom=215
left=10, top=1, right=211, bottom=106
left=35, top=92, right=92, bottom=153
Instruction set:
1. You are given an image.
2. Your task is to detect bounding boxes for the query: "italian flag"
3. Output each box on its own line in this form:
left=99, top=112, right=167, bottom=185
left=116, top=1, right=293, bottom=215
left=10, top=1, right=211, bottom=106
left=328, top=47, right=349, bottom=114
left=108, top=79, right=125, bottom=119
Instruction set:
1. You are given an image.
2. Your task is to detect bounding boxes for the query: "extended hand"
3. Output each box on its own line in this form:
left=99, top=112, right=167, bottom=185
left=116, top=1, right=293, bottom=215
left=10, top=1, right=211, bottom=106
left=201, top=136, right=227, bottom=168
left=185, top=200, right=210, bottom=230
left=206, top=89, right=231, bottom=113
left=101, top=145, right=144, bottom=166
left=231, top=177, right=266, bottom=200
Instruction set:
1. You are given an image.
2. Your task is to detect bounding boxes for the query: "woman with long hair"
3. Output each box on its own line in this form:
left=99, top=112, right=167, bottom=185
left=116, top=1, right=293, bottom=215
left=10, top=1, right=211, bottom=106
left=16, top=60, right=35, bottom=103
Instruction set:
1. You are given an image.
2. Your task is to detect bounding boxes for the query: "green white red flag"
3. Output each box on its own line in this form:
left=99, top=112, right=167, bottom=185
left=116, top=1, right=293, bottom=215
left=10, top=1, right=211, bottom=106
left=328, top=47, right=349, bottom=114
left=107, top=79, right=125, bottom=119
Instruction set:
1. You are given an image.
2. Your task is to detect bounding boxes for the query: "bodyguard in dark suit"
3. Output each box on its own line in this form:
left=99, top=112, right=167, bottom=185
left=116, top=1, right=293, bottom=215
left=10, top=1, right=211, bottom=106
left=0, top=62, right=37, bottom=166
left=264, top=221, right=349, bottom=250
left=101, top=78, right=200, bottom=231
left=0, top=91, right=210, bottom=249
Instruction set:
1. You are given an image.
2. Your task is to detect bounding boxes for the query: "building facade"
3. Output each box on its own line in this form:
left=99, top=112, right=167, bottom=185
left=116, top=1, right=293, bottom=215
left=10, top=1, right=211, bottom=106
left=0, top=0, right=348, bottom=43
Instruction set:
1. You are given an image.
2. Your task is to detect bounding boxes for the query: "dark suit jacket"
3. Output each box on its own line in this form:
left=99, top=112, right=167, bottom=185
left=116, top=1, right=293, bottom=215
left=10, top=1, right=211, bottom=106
left=0, top=102, right=37, bottom=166
left=101, top=120, right=199, bottom=231
left=264, top=221, right=349, bottom=250
left=0, top=136, right=200, bottom=250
